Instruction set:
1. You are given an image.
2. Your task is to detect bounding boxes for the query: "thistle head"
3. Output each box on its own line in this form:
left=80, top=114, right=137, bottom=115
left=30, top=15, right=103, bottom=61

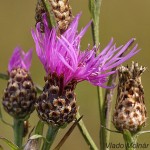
left=32, top=13, right=140, bottom=126
left=113, top=62, right=147, bottom=133
left=2, top=48, right=37, bottom=120
left=35, top=73, right=78, bottom=126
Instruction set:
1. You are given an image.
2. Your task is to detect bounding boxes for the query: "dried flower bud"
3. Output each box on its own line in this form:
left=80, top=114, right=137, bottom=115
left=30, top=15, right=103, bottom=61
left=113, top=62, right=147, bottom=133
left=49, top=0, right=73, bottom=34
left=35, top=73, right=78, bottom=126
left=24, top=139, right=39, bottom=150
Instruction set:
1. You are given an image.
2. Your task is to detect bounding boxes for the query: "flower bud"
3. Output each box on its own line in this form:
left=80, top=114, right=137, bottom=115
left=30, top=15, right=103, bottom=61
left=2, top=48, right=37, bottom=120
left=49, top=0, right=73, bottom=33
left=113, top=62, right=147, bottom=133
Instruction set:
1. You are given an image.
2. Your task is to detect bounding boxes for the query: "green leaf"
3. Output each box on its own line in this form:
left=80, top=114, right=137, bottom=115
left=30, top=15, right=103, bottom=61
left=0, top=73, right=9, bottom=80
left=34, top=121, right=45, bottom=149
left=88, top=0, right=95, bottom=19
left=42, top=0, right=56, bottom=28
left=35, top=120, right=44, bottom=135
left=29, top=134, right=44, bottom=140
left=35, top=84, right=43, bottom=94
left=0, top=137, right=19, bottom=150
left=60, top=123, right=67, bottom=129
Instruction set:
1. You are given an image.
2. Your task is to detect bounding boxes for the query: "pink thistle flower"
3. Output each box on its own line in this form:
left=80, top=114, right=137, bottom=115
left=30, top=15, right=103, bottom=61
left=32, top=13, right=139, bottom=88
left=8, top=47, right=32, bottom=72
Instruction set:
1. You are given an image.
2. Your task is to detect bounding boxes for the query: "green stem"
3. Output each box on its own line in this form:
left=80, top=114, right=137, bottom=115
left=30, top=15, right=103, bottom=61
left=97, top=87, right=106, bottom=150
left=123, top=130, right=137, bottom=150
left=93, top=0, right=102, bottom=46
left=13, top=118, right=24, bottom=148
left=89, top=0, right=105, bottom=149
left=42, top=126, right=59, bottom=150
left=76, top=112, right=98, bottom=150
left=103, top=70, right=117, bottom=150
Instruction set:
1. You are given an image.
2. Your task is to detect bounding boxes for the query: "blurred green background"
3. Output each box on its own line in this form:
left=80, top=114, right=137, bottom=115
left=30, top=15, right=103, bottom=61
left=0, top=0, right=150, bottom=149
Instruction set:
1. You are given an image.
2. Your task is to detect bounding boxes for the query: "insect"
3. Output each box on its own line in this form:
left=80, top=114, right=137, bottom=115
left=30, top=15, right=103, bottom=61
left=23, top=120, right=30, bottom=137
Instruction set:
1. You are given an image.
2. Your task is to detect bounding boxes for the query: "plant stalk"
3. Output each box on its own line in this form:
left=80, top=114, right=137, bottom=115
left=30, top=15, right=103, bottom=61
left=89, top=0, right=106, bottom=149
left=54, top=116, right=83, bottom=150
left=42, top=126, right=59, bottom=150
left=76, top=112, right=98, bottom=150
left=13, top=118, right=24, bottom=148
left=123, top=130, right=137, bottom=150
left=103, top=70, right=117, bottom=150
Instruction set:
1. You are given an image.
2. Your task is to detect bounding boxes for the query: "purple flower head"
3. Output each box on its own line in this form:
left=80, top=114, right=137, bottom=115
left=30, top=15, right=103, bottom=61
left=8, top=47, right=33, bottom=72
left=32, top=13, right=139, bottom=88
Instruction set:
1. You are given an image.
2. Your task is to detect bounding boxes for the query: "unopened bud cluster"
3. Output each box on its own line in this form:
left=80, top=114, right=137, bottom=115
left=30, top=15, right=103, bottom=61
left=113, top=62, right=147, bottom=133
